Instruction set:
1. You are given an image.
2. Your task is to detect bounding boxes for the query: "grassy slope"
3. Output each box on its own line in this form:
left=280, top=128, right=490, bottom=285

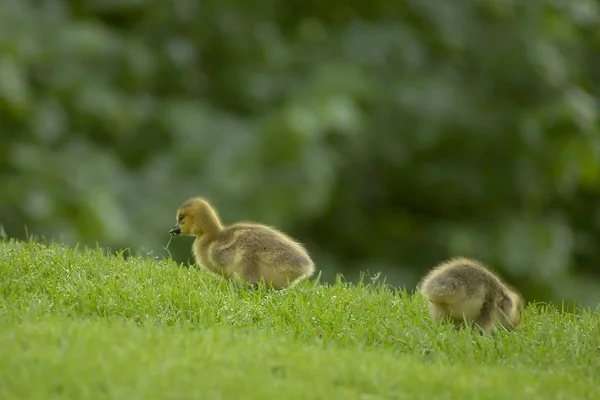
left=0, top=240, right=598, bottom=400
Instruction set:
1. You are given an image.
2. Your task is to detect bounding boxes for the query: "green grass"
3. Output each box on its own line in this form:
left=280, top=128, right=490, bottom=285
left=0, top=239, right=598, bottom=400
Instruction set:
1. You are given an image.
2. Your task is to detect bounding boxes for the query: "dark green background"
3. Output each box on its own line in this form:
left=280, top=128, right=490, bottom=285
left=1, top=0, right=600, bottom=307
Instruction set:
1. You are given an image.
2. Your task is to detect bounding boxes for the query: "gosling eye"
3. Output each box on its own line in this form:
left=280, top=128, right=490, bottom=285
left=178, top=214, right=185, bottom=223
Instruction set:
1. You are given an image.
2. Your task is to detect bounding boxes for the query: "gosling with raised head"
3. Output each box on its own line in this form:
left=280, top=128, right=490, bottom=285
left=169, top=197, right=316, bottom=290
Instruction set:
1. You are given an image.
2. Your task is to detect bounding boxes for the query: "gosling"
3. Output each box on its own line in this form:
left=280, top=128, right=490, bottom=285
left=418, top=257, right=524, bottom=333
left=168, top=197, right=316, bottom=290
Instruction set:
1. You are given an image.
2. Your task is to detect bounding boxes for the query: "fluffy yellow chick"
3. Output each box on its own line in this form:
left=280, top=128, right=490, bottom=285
left=418, top=257, right=524, bottom=333
left=169, top=197, right=315, bottom=290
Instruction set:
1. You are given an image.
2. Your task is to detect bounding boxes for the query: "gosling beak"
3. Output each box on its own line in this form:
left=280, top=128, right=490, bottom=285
left=169, top=225, right=181, bottom=236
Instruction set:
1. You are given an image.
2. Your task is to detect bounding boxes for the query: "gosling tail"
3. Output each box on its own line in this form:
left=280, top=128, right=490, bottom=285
left=419, top=277, right=464, bottom=303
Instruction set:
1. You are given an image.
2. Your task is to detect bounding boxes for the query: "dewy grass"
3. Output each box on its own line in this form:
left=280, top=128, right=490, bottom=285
left=0, top=239, right=598, bottom=399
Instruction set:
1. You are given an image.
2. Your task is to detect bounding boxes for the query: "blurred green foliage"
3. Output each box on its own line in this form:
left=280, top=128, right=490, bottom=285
left=1, top=0, right=600, bottom=306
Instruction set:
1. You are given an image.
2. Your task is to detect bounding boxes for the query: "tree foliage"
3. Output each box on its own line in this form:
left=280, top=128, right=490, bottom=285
left=1, top=0, right=600, bottom=306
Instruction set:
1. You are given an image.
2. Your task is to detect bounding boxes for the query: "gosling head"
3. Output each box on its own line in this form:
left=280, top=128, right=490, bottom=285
left=498, top=290, right=525, bottom=330
left=511, top=292, right=525, bottom=326
left=169, top=197, right=223, bottom=238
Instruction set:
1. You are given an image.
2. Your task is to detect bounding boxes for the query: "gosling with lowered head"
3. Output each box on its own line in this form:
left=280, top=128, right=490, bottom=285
left=418, top=257, right=524, bottom=333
